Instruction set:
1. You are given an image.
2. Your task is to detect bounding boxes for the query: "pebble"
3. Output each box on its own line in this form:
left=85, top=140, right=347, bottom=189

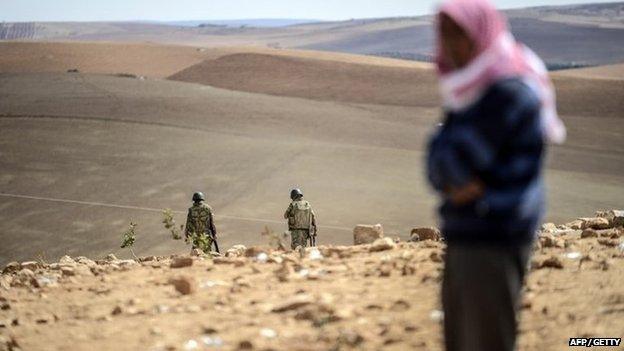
left=260, top=328, right=277, bottom=338
left=369, top=237, right=396, bottom=252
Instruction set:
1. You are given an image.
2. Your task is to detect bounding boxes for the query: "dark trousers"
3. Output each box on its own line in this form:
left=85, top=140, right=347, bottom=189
left=442, top=243, right=532, bottom=351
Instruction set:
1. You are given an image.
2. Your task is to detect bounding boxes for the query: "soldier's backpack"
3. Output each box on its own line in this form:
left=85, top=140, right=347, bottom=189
left=289, top=200, right=312, bottom=230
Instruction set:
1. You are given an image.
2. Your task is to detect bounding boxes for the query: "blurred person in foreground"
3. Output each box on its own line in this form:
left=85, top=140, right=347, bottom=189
left=426, top=0, right=566, bottom=350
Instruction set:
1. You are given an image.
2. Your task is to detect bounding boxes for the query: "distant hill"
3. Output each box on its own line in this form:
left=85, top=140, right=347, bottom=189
left=1, top=3, right=624, bottom=66
left=164, top=19, right=323, bottom=28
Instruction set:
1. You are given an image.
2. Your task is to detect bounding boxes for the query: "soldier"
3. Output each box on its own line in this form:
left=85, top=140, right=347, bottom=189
left=284, top=188, right=317, bottom=249
left=185, top=192, right=219, bottom=253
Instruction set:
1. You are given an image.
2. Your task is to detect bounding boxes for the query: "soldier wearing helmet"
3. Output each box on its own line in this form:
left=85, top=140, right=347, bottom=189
left=185, top=192, right=218, bottom=252
left=283, top=188, right=317, bottom=249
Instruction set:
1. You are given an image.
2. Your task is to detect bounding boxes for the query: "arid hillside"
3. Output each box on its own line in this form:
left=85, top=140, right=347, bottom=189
left=0, top=43, right=623, bottom=265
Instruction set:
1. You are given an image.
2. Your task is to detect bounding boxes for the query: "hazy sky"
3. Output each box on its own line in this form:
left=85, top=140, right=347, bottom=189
left=1, top=0, right=621, bottom=22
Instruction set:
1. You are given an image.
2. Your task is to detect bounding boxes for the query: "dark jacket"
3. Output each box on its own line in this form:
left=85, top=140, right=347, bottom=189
left=427, top=78, right=545, bottom=245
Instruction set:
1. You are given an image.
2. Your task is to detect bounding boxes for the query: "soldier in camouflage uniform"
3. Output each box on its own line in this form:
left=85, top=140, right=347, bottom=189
left=284, top=188, right=317, bottom=249
left=185, top=192, right=218, bottom=252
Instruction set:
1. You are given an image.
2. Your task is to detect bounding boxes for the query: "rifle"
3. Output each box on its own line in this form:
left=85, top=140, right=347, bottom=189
left=309, top=227, right=317, bottom=247
left=211, top=233, right=220, bottom=253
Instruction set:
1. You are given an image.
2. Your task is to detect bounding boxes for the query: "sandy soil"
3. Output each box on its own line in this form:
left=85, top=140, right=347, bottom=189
left=0, top=220, right=622, bottom=351
left=0, top=42, right=212, bottom=78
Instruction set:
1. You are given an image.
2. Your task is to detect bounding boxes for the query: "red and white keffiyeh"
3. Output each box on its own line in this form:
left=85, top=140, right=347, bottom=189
left=436, top=0, right=566, bottom=144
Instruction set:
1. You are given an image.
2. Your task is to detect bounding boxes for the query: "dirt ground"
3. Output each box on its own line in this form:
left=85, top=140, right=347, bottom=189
left=1, top=220, right=623, bottom=351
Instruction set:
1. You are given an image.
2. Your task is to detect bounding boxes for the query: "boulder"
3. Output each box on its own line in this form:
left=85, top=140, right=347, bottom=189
left=20, top=261, right=40, bottom=271
left=170, top=257, right=193, bottom=268
left=580, top=217, right=610, bottom=230
left=539, top=233, right=565, bottom=248
left=13, top=268, right=35, bottom=287
left=369, top=237, right=396, bottom=252
left=581, top=229, right=598, bottom=239
left=169, top=275, right=197, bottom=295
left=59, top=255, right=75, bottom=265
left=612, top=210, right=624, bottom=227
left=75, top=257, right=97, bottom=267
left=540, top=223, right=558, bottom=233
left=225, top=245, right=247, bottom=258
left=599, top=210, right=624, bottom=228
left=353, top=224, right=384, bottom=245
left=532, top=256, right=564, bottom=270
left=2, top=262, right=20, bottom=274
left=564, top=220, right=584, bottom=230
left=410, top=227, right=441, bottom=241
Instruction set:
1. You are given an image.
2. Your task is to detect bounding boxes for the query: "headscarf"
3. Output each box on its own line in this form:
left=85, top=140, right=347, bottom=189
left=436, top=0, right=566, bottom=144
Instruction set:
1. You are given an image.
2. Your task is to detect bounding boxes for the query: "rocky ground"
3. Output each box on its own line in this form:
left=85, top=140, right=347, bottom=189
left=1, top=212, right=623, bottom=351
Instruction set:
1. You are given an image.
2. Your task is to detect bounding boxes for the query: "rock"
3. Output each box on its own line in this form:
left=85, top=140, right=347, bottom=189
left=429, top=251, right=443, bottom=263
left=170, top=257, right=193, bottom=268
left=580, top=217, right=611, bottom=230
left=214, top=257, right=246, bottom=267
left=274, top=261, right=294, bottom=282
left=75, top=257, right=97, bottom=267
left=170, top=275, right=197, bottom=295
left=20, top=261, right=40, bottom=271
left=33, top=275, right=59, bottom=288
left=245, top=246, right=269, bottom=258
left=190, top=249, right=205, bottom=257
left=565, top=220, right=584, bottom=230
left=271, top=294, right=314, bottom=313
left=532, top=256, right=564, bottom=269
left=369, top=237, right=396, bottom=252
left=581, top=229, right=598, bottom=238
left=111, top=305, right=123, bottom=315
left=597, top=238, right=619, bottom=247
left=59, top=255, right=75, bottom=265
left=12, top=268, right=35, bottom=287
left=338, top=330, right=364, bottom=347
left=237, top=340, right=254, bottom=350
left=541, top=223, right=558, bottom=233
left=0, top=334, right=20, bottom=351
left=611, top=210, right=624, bottom=227
left=0, top=275, right=12, bottom=290
left=539, top=233, right=565, bottom=248
left=353, top=224, right=384, bottom=245
left=61, top=267, right=75, bottom=276
left=2, top=262, right=20, bottom=274
left=225, top=245, right=247, bottom=258
left=410, top=227, right=441, bottom=241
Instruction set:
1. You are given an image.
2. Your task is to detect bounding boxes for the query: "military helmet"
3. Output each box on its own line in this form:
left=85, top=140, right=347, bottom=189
left=290, top=188, right=303, bottom=200
left=192, top=192, right=205, bottom=202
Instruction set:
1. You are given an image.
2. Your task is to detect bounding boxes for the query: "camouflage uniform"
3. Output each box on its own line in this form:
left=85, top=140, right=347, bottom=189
left=185, top=202, right=217, bottom=248
left=284, top=197, right=317, bottom=249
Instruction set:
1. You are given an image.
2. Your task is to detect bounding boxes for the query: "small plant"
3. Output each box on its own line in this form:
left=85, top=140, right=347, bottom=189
left=261, top=226, right=287, bottom=251
left=188, top=231, right=213, bottom=254
left=120, top=221, right=138, bottom=260
left=162, top=209, right=183, bottom=240
left=35, top=251, right=48, bottom=266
